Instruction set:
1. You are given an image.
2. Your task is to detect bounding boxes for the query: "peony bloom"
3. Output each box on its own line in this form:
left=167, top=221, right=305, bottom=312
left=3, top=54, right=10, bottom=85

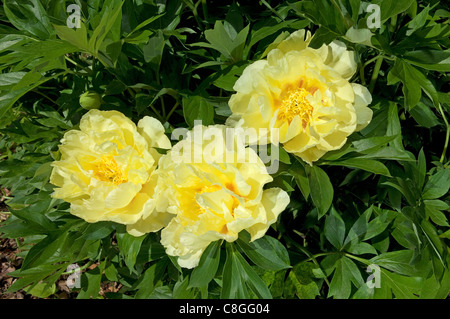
left=50, top=109, right=172, bottom=230
left=227, top=30, right=373, bottom=164
left=154, top=125, right=289, bottom=268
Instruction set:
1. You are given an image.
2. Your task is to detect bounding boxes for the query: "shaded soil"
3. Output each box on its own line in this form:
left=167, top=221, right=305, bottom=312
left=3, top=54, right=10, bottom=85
left=0, top=200, right=33, bottom=299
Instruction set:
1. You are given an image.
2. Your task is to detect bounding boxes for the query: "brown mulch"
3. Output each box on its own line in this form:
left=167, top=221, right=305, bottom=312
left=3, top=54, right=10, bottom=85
left=1, top=202, right=32, bottom=299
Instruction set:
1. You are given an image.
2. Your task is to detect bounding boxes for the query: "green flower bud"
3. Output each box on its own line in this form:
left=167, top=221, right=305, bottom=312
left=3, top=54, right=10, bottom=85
left=79, top=91, right=102, bottom=110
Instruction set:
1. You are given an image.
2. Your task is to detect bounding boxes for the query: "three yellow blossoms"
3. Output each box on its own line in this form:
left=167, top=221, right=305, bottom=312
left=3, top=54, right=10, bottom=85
left=50, top=30, right=372, bottom=268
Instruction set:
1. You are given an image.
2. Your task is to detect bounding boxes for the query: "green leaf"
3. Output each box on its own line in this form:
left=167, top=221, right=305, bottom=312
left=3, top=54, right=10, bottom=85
left=7, top=263, right=68, bottom=293
left=0, top=71, right=66, bottom=121
left=134, top=261, right=168, bottom=299
left=212, top=62, right=248, bottom=91
left=323, top=158, right=391, bottom=177
left=182, top=95, right=215, bottom=128
left=286, top=263, right=320, bottom=299
left=422, top=168, right=450, bottom=200
left=424, top=199, right=449, bottom=227
left=376, top=0, right=415, bottom=23
left=420, top=220, right=445, bottom=267
left=343, top=207, right=383, bottom=247
left=143, top=30, right=165, bottom=66
left=9, top=200, right=58, bottom=233
left=347, top=242, right=378, bottom=255
left=420, top=268, right=450, bottom=299
left=202, top=21, right=249, bottom=62
left=221, top=243, right=271, bottom=299
left=245, top=20, right=309, bottom=58
left=324, top=208, right=346, bottom=249
left=116, top=233, right=147, bottom=273
left=23, top=281, right=56, bottom=298
left=405, top=5, right=432, bottom=36
left=304, top=164, right=334, bottom=218
left=374, top=269, right=422, bottom=299
left=0, top=72, right=27, bottom=90
left=77, top=260, right=106, bottom=299
left=189, top=240, right=222, bottom=288
left=388, top=59, right=439, bottom=110
left=54, top=22, right=89, bottom=52
left=4, top=0, right=54, bottom=39
left=289, top=161, right=310, bottom=200
left=409, top=101, right=441, bottom=128
left=21, top=232, right=69, bottom=270
left=88, top=0, right=124, bottom=55
left=221, top=244, right=247, bottom=298
left=236, top=232, right=291, bottom=271
left=81, top=222, right=115, bottom=240
left=352, top=135, right=398, bottom=153
left=173, top=276, right=196, bottom=299
left=327, top=256, right=364, bottom=299
left=233, top=249, right=272, bottom=299
left=370, top=250, right=418, bottom=276
left=403, top=50, right=450, bottom=72
left=288, top=0, right=347, bottom=37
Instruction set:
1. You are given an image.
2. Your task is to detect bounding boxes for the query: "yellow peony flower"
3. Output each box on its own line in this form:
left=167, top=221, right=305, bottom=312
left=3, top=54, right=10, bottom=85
left=150, top=125, right=289, bottom=268
left=50, top=109, right=172, bottom=229
left=228, top=30, right=373, bottom=164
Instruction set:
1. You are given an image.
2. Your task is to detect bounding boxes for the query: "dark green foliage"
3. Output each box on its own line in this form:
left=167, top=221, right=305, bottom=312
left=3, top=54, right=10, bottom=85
left=0, top=0, right=449, bottom=299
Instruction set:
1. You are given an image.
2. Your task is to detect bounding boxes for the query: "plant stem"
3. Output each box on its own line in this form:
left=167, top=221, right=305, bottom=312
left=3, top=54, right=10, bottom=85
left=166, top=102, right=180, bottom=122
left=65, top=56, right=93, bottom=75
left=32, top=90, right=58, bottom=106
left=160, top=96, right=166, bottom=119
left=368, top=56, right=383, bottom=93
left=201, top=0, right=208, bottom=21
left=358, top=61, right=366, bottom=86
left=437, top=103, right=449, bottom=163
left=286, top=234, right=332, bottom=287
left=149, top=104, right=164, bottom=121
left=344, top=252, right=371, bottom=266
left=61, top=261, right=93, bottom=275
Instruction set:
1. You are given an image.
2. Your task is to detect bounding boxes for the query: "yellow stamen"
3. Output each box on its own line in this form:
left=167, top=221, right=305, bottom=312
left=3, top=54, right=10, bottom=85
left=277, top=87, right=314, bottom=127
left=92, top=156, right=127, bottom=185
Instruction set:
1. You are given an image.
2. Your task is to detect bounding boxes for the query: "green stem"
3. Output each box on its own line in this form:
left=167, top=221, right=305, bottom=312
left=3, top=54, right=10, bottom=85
left=358, top=61, right=366, bottom=86
left=61, top=261, right=93, bottom=275
left=160, top=96, right=166, bottom=119
left=149, top=104, right=164, bottom=121
left=166, top=102, right=180, bottom=122
left=344, top=253, right=371, bottom=266
left=15, top=238, right=21, bottom=249
left=184, top=0, right=202, bottom=27
left=201, top=0, right=208, bottom=21
left=368, top=56, right=383, bottom=94
left=286, top=235, right=332, bottom=287
left=127, top=88, right=136, bottom=99
left=65, top=56, right=93, bottom=75
left=32, top=89, right=58, bottom=106
left=437, top=103, right=449, bottom=163
left=389, top=15, right=398, bottom=33
left=330, top=0, right=347, bottom=26
left=363, top=55, right=393, bottom=68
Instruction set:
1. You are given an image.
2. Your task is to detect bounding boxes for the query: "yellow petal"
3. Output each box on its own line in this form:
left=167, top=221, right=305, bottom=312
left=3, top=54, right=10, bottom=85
left=352, top=83, right=373, bottom=131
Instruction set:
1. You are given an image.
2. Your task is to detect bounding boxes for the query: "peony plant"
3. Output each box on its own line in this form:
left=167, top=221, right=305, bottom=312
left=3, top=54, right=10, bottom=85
left=0, top=0, right=449, bottom=302
left=228, top=30, right=373, bottom=164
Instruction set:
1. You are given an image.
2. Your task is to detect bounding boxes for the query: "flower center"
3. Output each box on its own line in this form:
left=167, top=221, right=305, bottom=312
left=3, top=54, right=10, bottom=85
left=93, top=156, right=127, bottom=185
left=277, top=87, right=314, bottom=127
